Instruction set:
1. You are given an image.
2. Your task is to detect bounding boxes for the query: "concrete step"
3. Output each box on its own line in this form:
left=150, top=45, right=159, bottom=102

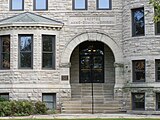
left=65, top=83, right=119, bottom=114
left=62, top=109, right=121, bottom=114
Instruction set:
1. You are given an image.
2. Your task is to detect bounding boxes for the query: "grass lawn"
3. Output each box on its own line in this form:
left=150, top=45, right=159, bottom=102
left=0, top=118, right=160, bottom=120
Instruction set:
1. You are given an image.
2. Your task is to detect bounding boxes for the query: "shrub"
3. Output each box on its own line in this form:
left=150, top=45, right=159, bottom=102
left=0, top=101, right=12, bottom=116
left=34, top=101, right=47, bottom=114
left=0, top=100, right=47, bottom=117
left=11, top=101, right=34, bottom=116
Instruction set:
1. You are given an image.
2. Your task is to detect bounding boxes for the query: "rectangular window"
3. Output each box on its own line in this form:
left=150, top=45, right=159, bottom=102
left=155, top=22, right=160, bottom=35
left=156, top=60, right=160, bottom=82
left=96, top=0, right=111, bottom=10
left=0, top=36, right=10, bottom=69
left=42, top=93, right=56, bottom=110
left=19, top=35, right=33, bottom=68
left=133, top=60, right=145, bottom=82
left=73, top=0, right=87, bottom=10
left=132, top=93, right=145, bottom=110
left=34, top=0, right=48, bottom=10
left=42, top=35, right=55, bottom=69
left=154, top=7, right=160, bottom=35
left=10, top=0, right=24, bottom=11
left=0, top=93, right=9, bottom=101
left=156, top=93, right=160, bottom=110
left=132, top=8, right=145, bottom=36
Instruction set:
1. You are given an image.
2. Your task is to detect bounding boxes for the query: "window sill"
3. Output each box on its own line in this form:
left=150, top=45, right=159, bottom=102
left=10, top=9, right=24, bottom=11
left=42, top=69, right=56, bottom=71
left=132, top=35, right=145, bottom=37
left=33, top=9, right=48, bottom=11
left=132, top=81, right=145, bottom=83
left=132, top=109, right=145, bottom=111
left=96, top=8, right=111, bottom=10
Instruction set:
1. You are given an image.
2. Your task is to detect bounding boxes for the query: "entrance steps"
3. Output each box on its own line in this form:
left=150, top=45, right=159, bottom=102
left=61, top=84, right=122, bottom=114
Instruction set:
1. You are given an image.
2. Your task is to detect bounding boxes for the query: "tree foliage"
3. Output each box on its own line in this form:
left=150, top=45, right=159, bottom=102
left=149, top=0, right=160, bottom=22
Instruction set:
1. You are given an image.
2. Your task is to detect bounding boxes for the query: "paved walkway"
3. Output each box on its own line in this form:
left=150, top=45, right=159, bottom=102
left=1, top=114, right=160, bottom=119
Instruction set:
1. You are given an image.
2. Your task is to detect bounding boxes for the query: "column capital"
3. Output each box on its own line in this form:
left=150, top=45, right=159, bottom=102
left=60, top=62, right=71, bottom=68
left=114, top=62, right=124, bottom=68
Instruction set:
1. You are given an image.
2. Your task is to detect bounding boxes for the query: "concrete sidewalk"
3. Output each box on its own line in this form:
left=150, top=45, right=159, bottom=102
left=0, top=114, right=160, bottom=119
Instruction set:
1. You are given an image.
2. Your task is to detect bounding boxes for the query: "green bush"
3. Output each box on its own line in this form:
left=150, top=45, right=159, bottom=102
left=11, top=101, right=34, bottom=116
left=0, top=101, right=12, bottom=116
left=0, top=100, right=47, bottom=117
left=34, top=101, right=47, bottom=114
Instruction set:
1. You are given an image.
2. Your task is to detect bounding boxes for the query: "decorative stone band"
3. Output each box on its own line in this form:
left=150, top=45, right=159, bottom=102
left=114, top=62, right=124, bottom=68
left=0, top=23, right=63, bottom=31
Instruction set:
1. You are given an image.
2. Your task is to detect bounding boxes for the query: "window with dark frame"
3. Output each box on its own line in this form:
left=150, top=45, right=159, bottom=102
left=132, top=7, right=145, bottom=36
left=132, top=93, right=145, bottom=110
left=42, top=93, right=56, bottom=110
left=73, top=0, right=87, bottom=10
left=10, top=0, right=24, bottom=11
left=96, top=0, right=111, bottom=10
left=155, top=22, right=160, bottom=35
left=154, top=7, right=160, bottom=35
left=133, top=60, right=145, bottom=82
left=19, top=35, right=33, bottom=68
left=156, top=93, right=160, bottom=110
left=42, top=35, right=55, bottom=69
left=0, top=93, right=9, bottom=101
left=34, top=0, right=48, bottom=10
left=155, top=60, right=160, bottom=82
left=0, top=36, right=10, bottom=69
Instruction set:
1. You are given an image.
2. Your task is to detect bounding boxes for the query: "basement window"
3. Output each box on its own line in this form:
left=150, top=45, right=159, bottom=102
left=132, top=93, right=145, bottom=110
left=42, top=93, right=56, bottom=110
left=0, top=93, right=9, bottom=101
left=156, top=93, right=160, bottom=110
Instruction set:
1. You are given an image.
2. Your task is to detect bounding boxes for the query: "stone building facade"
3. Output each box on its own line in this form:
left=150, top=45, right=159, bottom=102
left=0, top=0, right=159, bottom=114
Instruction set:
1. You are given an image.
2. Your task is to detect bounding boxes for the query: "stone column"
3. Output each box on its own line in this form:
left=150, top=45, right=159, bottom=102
left=59, top=62, right=71, bottom=101
left=10, top=33, right=18, bottom=70
left=114, top=62, right=124, bottom=89
left=114, top=62, right=124, bottom=111
left=33, top=33, right=41, bottom=70
left=145, top=89, right=155, bottom=111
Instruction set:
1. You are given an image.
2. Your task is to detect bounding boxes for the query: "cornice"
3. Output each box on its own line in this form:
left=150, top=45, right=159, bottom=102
left=0, top=23, right=63, bottom=31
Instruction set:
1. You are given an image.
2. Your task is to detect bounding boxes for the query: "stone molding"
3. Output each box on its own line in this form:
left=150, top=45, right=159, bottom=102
left=0, top=24, right=63, bottom=31
left=61, top=31, right=124, bottom=65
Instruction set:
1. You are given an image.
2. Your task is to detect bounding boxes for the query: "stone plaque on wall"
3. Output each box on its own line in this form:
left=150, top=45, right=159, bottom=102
left=68, top=16, right=116, bottom=25
left=61, top=75, right=68, bottom=81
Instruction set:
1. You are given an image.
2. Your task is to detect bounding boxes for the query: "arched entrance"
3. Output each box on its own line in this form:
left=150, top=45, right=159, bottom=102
left=60, top=32, right=124, bottom=113
left=70, top=41, right=115, bottom=113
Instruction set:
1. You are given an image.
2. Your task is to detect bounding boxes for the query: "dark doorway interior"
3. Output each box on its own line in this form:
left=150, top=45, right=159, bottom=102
left=79, top=41, right=104, bottom=83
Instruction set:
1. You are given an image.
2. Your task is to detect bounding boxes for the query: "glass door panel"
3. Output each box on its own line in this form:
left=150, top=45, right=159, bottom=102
left=79, top=41, right=104, bottom=83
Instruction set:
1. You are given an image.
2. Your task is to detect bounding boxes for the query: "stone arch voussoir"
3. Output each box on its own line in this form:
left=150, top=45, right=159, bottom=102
left=60, top=32, right=123, bottom=66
